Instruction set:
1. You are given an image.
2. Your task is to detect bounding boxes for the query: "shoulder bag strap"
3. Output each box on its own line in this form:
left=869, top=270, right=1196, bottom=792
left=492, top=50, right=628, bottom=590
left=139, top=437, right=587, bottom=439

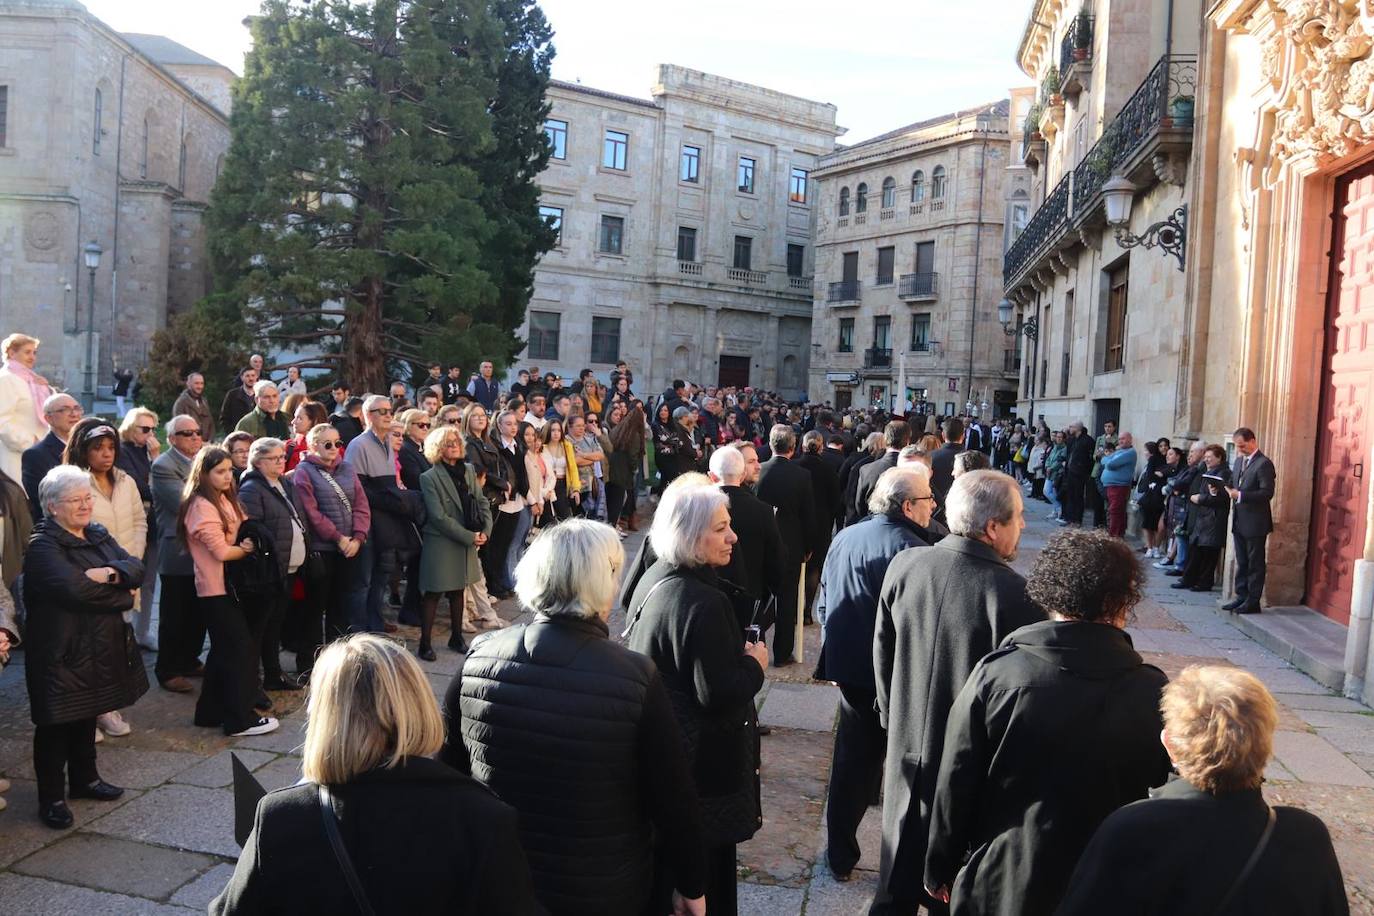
left=317, top=468, right=353, bottom=515
left=1214, top=805, right=1277, bottom=914
left=620, top=572, right=679, bottom=640
left=318, top=785, right=376, bottom=916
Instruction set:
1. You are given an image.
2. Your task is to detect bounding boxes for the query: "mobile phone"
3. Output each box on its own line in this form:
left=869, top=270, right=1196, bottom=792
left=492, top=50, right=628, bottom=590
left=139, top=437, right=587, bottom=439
left=745, top=625, right=761, bottom=643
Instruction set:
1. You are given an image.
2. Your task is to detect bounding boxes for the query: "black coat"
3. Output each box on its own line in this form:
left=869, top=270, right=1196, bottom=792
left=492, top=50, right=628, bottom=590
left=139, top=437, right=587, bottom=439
left=1186, top=464, right=1233, bottom=548
left=820, top=446, right=847, bottom=478
left=625, top=561, right=766, bottom=845
left=329, top=413, right=364, bottom=449
left=23, top=520, right=148, bottom=725
left=756, top=454, right=817, bottom=566
left=853, top=451, right=898, bottom=523
left=1232, top=450, right=1276, bottom=537
left=839, top=450, right=875, bottom=526
left=718, top=484, right=784, bottom=601
left=797, top=451, right=843, bottom=552
left=925, top=620, right=1172, bottom=915
left=21, top=430, right=66, bottom=520
left=1058, top=777, right=1349, bottom=916
left=209, top=757, right=541, bottom=916
left=873, top=535, right=1044, bottom=904
left=398, top=437, right=431, bottom=492
left=929, top=442, right=964, bottom=509
left=444, top=615, right=705, bottom=914
left=219, top=385, right=256, bottom=434
left=464, top=434, right=509, bottom=506
left=237, top=470, right=310, bottom=579
left=1064, top=432, right=1094, bottom=478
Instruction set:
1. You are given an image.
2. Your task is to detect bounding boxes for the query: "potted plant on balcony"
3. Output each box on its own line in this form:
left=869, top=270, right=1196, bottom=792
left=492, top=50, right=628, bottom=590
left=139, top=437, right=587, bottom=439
left=1043, top=66, right=1063, bottom=108
left=1169, top=94, right=1194, bottom=127
left=1024, top=103, right=1045, bottom=142
left=1072, top=12, right=1091, bottom=60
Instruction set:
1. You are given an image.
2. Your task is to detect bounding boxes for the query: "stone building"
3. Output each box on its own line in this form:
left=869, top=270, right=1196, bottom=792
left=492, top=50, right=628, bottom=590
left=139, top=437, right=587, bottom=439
left=0, top=0, right=232, bottom=389
left=520, top=65, right=840, bottom=397
left=808, top=102, right=1018, bottom=415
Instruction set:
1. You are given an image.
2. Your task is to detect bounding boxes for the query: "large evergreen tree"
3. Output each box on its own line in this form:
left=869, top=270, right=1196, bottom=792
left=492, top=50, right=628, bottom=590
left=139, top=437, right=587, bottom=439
left=203, top=0, right=555, bottom=393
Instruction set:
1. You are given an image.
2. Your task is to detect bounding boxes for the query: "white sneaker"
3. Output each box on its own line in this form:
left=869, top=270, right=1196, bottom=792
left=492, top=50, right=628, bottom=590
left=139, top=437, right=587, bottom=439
left=1153, top=559, right=1173, bottom=569
left=97, top=711, right=131, bottom=737
left=231, top=717, right=280, bottom=738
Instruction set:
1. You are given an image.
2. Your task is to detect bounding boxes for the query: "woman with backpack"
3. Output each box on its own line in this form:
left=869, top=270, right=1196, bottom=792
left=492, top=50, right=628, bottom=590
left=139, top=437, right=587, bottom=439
left=179, top=446, right=278, bottom=738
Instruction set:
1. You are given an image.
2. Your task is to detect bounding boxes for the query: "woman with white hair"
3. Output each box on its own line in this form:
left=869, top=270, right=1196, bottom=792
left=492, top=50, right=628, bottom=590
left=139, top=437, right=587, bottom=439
left=625, top=484, right=770, bottom=916
left=444, top=519, right=707, bottom=915
left=0, top=333, right=53, bottom=483
left=213, top=634, right=540, bottom=915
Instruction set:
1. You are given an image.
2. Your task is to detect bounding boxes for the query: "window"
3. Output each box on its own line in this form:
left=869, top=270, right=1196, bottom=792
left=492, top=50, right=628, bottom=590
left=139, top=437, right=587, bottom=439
left=911, top=170, right=925, bottom=202
left=681, top=145, right=700, bottom=182
left=528, top=311, right=560, bottom=360
left=545, top=119, right=567, bottom=160
left=881, top=177, right=896, bottom=208
left=931, top=165, right=946, bottom=198
left=602, top=129, right=628, bottom=170
left=0, top=86, right=8, bottom=148
left=838, top=186, right=850, bottom=216
left=876, top=246, right=895, bottom=285
left=591, top=316, right=621, bottom=363
left=786, top=243, right=805, bottom=277
left=1104, top=263, right=1129, bottom=371
left=1011, top=204, right=1029, bottom=240
left=539, top=205, right=563, bottom=245
left=733, top=235, right=753, bottom=271
left=915, top=240, right=935, bottom=275
left=874, top=316, right=891, bottom=349
left=1040, top=358, right=1049, bottom=398
left=856, top=182, right=868, bottom=212
left=838, top=317, right=854, bottom=353
left=93, top=88, right=102, bottom=155
left=1061, top=289, right=1074, bottom=395
left=598, top=215, right=624, bottom=254
left=139, top=118, right=149, bottom=178
left=911, top=313, right=931, bottom=351
left=842, top=251, right=859, bottom=283
left=737, top=156, right=755, bottom=194
left=790, top=167, right=809, bottom=203
left=677, top=226, right=697, bottom=262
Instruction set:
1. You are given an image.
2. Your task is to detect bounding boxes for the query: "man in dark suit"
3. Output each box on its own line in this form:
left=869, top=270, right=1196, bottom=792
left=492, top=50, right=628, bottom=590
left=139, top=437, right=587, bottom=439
left=928, top=417, right=966, bottom=514
left=820, top=433, right=848, bottom=477
left=756, top=424, right=817, bottom=666
left=853, top=421, right=911, bottom=525
left=797, top=431, right=844, bottom=623
left=710, top=443, right=784, bottom=636
left=1059, top=422, right=1094, bottom=526
left=152, top=414, right=208, bottom=692
left=21, top=392, right=83, bottom=520
left=1224, top=427, right=1275, bottom=614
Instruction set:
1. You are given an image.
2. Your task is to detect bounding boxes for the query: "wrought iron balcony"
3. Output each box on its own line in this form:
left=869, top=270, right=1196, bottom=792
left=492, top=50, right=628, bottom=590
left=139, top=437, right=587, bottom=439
left=898, top=272, right=939, bottom=300
left=1022, top=111, right=1046, bottom=167
left=1003, top=173, right=1070, bottom=286
left=1059, top=14, right=1093, bottom=95
left=828, top=280, right=861, bottom=303
left=864, top=347, right=893, bottom=369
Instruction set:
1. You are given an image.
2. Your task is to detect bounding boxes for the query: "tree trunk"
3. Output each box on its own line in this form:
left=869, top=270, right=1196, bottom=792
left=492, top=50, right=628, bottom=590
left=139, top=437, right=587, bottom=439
left=344, top=278, right=388, bottom=394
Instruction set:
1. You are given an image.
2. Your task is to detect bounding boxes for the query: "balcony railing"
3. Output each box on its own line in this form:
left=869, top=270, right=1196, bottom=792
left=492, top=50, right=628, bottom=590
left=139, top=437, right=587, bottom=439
left=828, top=280, right=861, bottom=303
left=899, top=272, right=939, bottom=300
left=1059, top=14, right=1093, bottom=93
left=864, top=347, right=893, bottom=369
left=789, top=275, right=812, bottom=293
left=1003, top=172, right=1070, bottom=284
left=677, top=260, right=702, bottom=276
left=727, top=267, right=766, bottom=285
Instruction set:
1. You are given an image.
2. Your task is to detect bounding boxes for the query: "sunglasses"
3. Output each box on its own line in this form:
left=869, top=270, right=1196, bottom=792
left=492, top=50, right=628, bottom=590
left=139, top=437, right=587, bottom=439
left=414, top=422, right=431, bottom=430
left=319, top=441, right=341, bottom=450
left=136, top=425, right=155, bottom=433
left=173, top=429, right=203, bottom=438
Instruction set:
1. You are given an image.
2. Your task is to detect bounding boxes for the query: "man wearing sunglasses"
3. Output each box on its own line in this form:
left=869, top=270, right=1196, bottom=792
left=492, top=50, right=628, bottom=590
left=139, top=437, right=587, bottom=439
left=150, top=415, right=208, bottom=693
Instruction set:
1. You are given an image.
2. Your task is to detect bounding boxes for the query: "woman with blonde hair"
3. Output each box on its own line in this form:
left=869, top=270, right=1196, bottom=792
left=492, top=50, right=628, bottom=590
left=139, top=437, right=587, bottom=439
left=1060, top=665, right=1347, bottom=915
left=0, top=333, right=53, bottom=482
left=212, top=634, right=538, bottom=915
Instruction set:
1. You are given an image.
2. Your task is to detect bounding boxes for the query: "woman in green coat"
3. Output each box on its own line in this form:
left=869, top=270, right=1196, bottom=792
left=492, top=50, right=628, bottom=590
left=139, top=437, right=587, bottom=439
left=417, top=426, right=492, bottom=660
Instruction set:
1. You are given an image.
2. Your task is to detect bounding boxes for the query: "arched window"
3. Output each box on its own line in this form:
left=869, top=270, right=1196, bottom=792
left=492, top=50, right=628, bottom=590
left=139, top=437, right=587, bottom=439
left=911, top=170, right=926, bottom=202
left=93, top=89, right=103, bottom=155
left=931, top=165, right=947, bottom=198
left=856, top=182, right=868, bottom=213
left=881, top=177, right=896, bottom=208
left=838, top=186, right=850, bottom=216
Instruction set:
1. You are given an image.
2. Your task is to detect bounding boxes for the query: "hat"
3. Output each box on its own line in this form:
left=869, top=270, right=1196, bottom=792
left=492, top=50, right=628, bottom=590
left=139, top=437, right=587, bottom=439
left=672, top=406, right=691, bottom=419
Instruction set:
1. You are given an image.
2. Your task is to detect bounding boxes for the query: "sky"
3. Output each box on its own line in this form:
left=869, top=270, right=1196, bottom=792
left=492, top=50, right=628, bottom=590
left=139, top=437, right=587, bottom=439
left=83, top=0, right=1032, bottom=143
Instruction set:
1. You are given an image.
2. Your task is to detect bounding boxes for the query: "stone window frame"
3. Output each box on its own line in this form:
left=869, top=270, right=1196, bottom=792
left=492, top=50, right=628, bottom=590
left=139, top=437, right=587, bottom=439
left=602, top=128, right=629, bottom=172
left=677, top=225, right=698, bottom=262
left=838, top=317, right=855, bottom=353
left=538, top=204, right=564, bottom=246
left=881, top=177, right=897, bottom=209
left=786, top=243, right=805, bottom=277
left=0, top=85, right=10, bottom=150
left=910, top=312, right=931, bottom=351
left=93, top=87, right=103, bottom=156
left=931, top=165, right=947, bottom=199
left=838, top=186, right=850, bottom=216
left=855, top=182, right=868, bottom=213
left=680, top=144, right=701, bottom=183
left=528, top=310, right=561, bottom=361
left=732, top=234, right=753, bottom=271
left=545, top=118, right=568, bottom=161
left=875, top=245, right=895, bottom=286
left=597, top=214, right=625, bottom=256
left=911, top=170, right=925, bottom=203
left=1101, top=259, right=1129, bottom=374
left=789, top=166, right=809, bottom=204
left=737, top=155, right=756, bottom=195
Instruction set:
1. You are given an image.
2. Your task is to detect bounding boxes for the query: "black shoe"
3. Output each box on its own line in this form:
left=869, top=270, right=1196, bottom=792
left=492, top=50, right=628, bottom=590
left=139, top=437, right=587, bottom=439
left=418, top=643, right=437, bottom=662
left=1170, top=582, right=1190, bottom=590
left=757, top=724, right=772, bottom=736
left=254, top=693, right=273, bottom=711
left=448, top=635, right=468, bottom=654
left=1189, top=586, right=1213, bottom=592
left=70, top=779, right=124, bottom=802
left=39, top=801, right=74, bottom=829
left=1238, top=604, right=1262, bottom=614
left=1222, top=598, right=1246, bottom=611
left=1165, top=569, right=1184, bottom=577
left=263, top=676, right=302, bottom=692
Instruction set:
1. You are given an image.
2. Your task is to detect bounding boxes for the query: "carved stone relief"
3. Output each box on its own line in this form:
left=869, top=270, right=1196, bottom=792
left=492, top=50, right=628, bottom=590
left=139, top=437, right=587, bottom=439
left=25, top=210, right=62, bottom=263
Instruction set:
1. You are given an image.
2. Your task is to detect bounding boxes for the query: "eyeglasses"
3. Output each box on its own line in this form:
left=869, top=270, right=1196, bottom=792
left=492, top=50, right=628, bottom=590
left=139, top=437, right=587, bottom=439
left=60, top=494, right=96, bottom=507
left=907, top=495, right=937, bottom=504
left=369, top=408, right=393, bottom=416
left=49, top=405, right=83, bottom=416
left=319, top=441, right=341, bottom=450
left=173, top=429, right=203, bottom=438
left=262, top=454, right=287, bottom=463
left=444, top=417, right=462, bottom=425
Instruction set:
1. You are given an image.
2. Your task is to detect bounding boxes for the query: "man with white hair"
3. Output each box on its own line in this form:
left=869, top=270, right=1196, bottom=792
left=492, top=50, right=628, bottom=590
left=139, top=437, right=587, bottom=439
left=755, top=424, right=817, bottom=666
left=710, top=445, right=784, bottom=638
left=151, top=414, right=206, bottom=693
left=22, top=393, right=82, bottom=520
left=870, top=470, right=1043, bottom=915
left=818, top=466, right=935, bottom=881
left=234, top=380, right=291, bottom=438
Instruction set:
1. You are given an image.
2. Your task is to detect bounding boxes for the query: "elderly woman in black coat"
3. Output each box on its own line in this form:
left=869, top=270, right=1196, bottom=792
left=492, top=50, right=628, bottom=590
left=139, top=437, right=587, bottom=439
left=24, top=465, right=148, bottom=829
left=1173, top=443, right=1232, bottom=593
left=924, top=528, right=1172, bottom=915
left=1059, top=665, right=1348, bottom=915
left=625, top=482, right=770, bottom=916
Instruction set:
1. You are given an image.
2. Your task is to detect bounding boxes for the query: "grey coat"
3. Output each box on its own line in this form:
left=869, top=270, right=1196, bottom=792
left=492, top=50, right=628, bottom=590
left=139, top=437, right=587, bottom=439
left=151, top=449, right=194, bottom=576
left=872, top=535, right=1044, bottom=906
left=418, top=463, right=491, bottom=594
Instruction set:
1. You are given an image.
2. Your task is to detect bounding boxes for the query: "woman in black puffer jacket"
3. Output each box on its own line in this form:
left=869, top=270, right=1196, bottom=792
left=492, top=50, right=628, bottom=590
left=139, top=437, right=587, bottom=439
left=24, top=465, right=147, bottom=829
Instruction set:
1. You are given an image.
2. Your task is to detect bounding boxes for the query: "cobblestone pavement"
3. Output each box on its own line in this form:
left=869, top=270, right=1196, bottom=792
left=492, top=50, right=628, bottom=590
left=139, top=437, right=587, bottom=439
left=1, top=505, right=1372, bottom=913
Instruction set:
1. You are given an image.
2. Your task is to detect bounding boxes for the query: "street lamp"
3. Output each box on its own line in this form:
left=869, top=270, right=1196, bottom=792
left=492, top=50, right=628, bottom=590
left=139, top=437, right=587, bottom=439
left=997, top=297, right=1039, bottom=339
left=82, top=240, right=102, bottom=414
left=1102, top=174, right=1187, bottom=271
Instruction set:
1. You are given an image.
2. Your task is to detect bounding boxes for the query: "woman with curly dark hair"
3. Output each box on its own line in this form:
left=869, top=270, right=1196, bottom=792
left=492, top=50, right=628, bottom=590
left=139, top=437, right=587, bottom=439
left=924, top=528, right=1172, bottom=915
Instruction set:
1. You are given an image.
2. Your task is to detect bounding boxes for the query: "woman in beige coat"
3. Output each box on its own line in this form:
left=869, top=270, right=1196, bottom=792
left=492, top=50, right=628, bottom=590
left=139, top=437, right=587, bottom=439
left=0, top=334, right=53, bottom=483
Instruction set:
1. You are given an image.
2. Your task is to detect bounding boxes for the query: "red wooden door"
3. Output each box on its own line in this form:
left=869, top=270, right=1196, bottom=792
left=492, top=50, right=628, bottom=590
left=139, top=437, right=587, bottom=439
left=1307, top=165, right=1374, bottom=625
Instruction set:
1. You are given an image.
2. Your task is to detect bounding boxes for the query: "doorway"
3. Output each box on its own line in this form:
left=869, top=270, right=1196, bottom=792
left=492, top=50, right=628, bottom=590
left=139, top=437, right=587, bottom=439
left=718, top=355, right=750, bottom=389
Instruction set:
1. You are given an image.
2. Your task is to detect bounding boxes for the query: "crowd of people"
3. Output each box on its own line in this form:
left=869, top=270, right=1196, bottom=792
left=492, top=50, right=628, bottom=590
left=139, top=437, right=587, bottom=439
left=0, top=331, right=1347, bottom=914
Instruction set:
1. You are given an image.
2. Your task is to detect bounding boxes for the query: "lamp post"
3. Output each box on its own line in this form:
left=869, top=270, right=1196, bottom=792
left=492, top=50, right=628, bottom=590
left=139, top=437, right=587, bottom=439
left=1101, top=175, right=1187, bottom=270
left=998, top=297, right=1040, bottom=424
left=82, top=240, right=102, bottom=414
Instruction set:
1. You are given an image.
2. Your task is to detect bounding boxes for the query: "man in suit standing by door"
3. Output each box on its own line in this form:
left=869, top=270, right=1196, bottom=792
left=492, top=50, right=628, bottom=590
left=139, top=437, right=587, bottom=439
left=757, top=424, right=817, bottom=666
left=1224, top=427, right=1275, bottom=614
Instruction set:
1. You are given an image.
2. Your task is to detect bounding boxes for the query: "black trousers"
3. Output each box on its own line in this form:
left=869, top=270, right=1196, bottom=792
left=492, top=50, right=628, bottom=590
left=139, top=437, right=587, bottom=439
left=705, top=843, right=738, bottom=916
left=399, top=551, right=422, bottom=625
left=771, top=557, right=802, bottom=664
left=552, top=478, right=575, bottom=521
left=300, top=552, right=350, bottom=675
left=483, top=510, right=518, bottom=589
left=194, top=595, right=259, bottom=734
left=154, top=573, right=204, bottom=683
left=251, top=581, right=294, bottom=682
left=1060, top=475, right=1086, bottom=525
left=1232, top=531, right=1267, bottom=607
left=605, top=482, right=628, bottom=529
left=33, top=718, right=98, bottom=806
left=826, top=683, right=885, bottom=874
left=1086, top=478, right=1107, bottom=527
left=1181, top=543, right=1222, bottom=589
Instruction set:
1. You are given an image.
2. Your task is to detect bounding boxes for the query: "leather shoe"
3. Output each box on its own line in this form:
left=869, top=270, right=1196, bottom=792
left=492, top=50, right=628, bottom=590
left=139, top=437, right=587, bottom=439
left=1165, top=569, right=1184, bottom=577
left=1238, top=604, right=1262, bottom=614
left=70, top=780, right=124, bottom=802
left=1170, top=582, right=1190, bottom=590
left=1222, top=598, right=1246, bottom=611
left=40, top=801, right=74, bottom=829
left=160, top=676, right=194, bottom=693
left=417, top=643, right=437, bottom=662
left=448, top=635, right=469, bottom=654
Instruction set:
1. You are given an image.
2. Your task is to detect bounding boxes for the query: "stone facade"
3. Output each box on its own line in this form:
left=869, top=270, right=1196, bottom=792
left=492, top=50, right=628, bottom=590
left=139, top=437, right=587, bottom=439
left=807, top=103, right=1017, bottom=415
left=520, top=65, right=840, bottom=397
left=0, top=0, right=231, bottom=389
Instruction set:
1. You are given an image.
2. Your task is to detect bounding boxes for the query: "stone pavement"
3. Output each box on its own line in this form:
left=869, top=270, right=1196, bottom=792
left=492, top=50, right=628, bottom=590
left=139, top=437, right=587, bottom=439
left=1, top=504, right=1373, bottom=913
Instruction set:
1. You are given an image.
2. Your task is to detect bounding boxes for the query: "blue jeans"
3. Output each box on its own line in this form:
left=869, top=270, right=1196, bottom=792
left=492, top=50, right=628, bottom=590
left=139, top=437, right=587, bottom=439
left=1174, top=536, right=1190, bottom=570
left=502, top=508, right=533, bottom=591
left=349, top=538, right=388, bottom=633
left=1045, top=476, right=1060, bottom=512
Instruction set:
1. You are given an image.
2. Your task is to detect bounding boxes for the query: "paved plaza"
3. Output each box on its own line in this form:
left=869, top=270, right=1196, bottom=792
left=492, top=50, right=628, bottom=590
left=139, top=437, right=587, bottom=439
left=0, top=509, right=1372, bottom=914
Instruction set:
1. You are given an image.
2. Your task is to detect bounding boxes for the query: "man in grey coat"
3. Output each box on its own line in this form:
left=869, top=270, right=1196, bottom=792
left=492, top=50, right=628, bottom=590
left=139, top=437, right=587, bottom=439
left=870, top=470, right=1043, bottom=915
left=151, top=415, right=206, bottom=692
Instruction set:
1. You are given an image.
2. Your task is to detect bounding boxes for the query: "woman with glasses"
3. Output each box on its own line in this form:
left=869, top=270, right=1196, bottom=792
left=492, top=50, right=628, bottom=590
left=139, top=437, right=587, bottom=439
left=436, top=404, right=463, bottom=428
left=222, top=432, right=253, bottom=485
left=289, top=424, right=370, bottom=677
left=397, top=408, right=433, bottom=492
left=117, top=407, right=161, bottom=650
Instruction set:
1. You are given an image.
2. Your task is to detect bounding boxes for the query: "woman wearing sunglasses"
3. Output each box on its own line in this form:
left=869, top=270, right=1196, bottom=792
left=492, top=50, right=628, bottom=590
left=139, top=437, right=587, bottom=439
left=117, top=407, right=161, bottom=650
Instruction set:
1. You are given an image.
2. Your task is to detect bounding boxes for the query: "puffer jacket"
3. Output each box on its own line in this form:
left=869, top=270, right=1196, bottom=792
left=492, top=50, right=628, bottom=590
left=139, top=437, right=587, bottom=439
left=290, top=456, right=371, bottom=553
left=89, top=468, right=148, bottom=559
left=23, top=520, right=148, bottom=725
left=238, top=469, right=310, bottom=578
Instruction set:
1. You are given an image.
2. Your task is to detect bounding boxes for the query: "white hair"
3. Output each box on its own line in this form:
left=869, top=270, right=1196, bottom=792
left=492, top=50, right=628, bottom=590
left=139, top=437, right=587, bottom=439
left=166, top=414, right=197, bottom=437
left=869, top=466, right=929, bottom=515
left=709, top=446, right=745, bottom=484
left=39, top=465, right=92, bottom=515
left=363, top=394, right=391, bottom=414
left=248, top=437, right=286, bottom=467
left=253, top=379, right=279, bottom=398
left=649, top=483, right=729, bottom=568
left=946, top=470, right=1021, bottom=539
left=42, top=393, right=75, bottom=415
left=514, top=519, right=624, bottom=620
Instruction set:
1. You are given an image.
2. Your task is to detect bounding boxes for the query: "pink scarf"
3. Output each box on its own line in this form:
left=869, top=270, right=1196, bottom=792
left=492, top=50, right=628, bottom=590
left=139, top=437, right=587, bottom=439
left=4, top=360, right=52, bottom=429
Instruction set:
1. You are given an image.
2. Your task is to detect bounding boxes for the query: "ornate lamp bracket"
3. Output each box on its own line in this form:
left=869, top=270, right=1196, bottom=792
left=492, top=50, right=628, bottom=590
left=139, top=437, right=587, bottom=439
left=1114, top=205, right=1187, bottom=271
